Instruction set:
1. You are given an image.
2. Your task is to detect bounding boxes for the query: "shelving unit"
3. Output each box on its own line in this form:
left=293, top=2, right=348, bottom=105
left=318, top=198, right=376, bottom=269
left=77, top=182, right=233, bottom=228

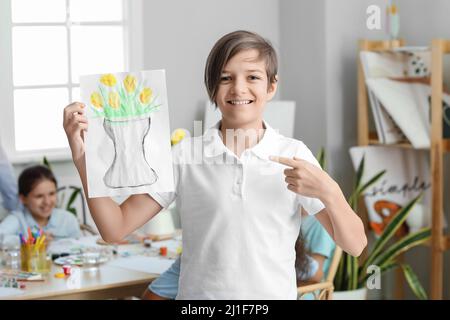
left=357, top=39, right=450, bottom=300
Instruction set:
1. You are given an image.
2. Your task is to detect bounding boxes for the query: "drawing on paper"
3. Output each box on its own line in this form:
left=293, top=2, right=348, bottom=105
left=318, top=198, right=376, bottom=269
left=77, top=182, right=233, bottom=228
left=88, top=73, right=161, bottom=188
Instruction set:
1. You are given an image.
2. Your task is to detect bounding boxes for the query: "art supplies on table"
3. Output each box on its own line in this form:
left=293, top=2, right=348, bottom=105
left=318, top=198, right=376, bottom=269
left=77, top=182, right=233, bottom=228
left=0, top=270, right=43, bottom=281
left=19, top=228, right=51, bottom=273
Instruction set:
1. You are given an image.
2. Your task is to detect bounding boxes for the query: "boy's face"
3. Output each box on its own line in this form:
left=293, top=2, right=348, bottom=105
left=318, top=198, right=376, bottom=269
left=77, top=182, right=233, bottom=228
left=215, top=49, right=277, bottom=127
left=20, top=179, right=57, bottom=222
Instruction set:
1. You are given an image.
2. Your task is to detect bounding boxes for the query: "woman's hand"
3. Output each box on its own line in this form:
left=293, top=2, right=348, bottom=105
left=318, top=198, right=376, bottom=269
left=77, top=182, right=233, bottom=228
left=270, top=156, right=341, bottom=204
left=63, top=102, right=88, bottom=167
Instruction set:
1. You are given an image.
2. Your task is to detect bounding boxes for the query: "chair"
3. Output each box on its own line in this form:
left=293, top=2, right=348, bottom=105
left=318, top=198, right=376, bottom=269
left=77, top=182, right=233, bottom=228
left=297, top=246, right=343, bottom=300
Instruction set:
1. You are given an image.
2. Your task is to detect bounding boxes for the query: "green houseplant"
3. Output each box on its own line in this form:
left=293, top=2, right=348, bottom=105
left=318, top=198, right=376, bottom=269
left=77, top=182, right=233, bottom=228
left=316, top=149, right=430, bottom=300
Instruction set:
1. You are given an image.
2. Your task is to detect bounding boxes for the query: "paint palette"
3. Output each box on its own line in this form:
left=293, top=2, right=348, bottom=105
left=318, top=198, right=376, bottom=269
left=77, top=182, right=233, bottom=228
left=53, top=253, right=108, bottom=267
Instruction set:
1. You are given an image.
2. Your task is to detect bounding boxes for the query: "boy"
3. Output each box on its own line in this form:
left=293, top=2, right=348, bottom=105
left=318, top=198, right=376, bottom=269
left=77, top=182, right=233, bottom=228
left=63, top=30, right=366, bottom=299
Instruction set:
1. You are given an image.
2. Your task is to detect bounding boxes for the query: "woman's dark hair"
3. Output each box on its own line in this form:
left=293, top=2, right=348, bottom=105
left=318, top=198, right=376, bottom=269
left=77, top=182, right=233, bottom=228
left=18, top=165, right=58, bottom=196
left=295, top=232, right=311, bottom=282
left=204, top=30, right=278, bottom=104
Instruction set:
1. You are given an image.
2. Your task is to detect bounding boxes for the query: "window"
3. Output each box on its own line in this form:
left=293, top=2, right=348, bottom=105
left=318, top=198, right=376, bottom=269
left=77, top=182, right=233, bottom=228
left=0, top=0, right=143, bottom=162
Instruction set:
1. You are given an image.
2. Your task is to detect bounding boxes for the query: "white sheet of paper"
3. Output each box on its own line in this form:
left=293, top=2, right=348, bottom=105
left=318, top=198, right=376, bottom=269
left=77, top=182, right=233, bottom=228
left=81, top=70, right=174, bottom=198
left=366, top=79, right=430, bottom=148
left=108, top=255, right=174, bottom=274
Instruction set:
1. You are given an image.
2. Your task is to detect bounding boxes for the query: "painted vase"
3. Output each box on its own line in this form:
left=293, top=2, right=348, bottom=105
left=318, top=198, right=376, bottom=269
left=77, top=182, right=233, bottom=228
left=103, top=116, right=158, bottom=188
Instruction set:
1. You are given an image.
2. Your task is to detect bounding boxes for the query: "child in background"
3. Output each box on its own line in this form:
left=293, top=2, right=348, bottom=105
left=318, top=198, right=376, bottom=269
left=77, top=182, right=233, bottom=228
left=296, top=214, right=336, bottom=286
left=63, top=30, right=366, bottom=299
left=0, top=165, right=81, bottom=242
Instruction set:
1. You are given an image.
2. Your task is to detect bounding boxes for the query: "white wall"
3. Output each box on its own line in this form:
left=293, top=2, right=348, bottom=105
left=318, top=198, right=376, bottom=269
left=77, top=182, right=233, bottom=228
left=142, top=0, right=281, bottom=135
left=279, top=0, right=327, bottom=154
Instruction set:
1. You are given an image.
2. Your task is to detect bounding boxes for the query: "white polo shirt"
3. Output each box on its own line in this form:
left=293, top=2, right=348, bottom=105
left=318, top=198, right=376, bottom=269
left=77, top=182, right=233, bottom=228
left=149, top=121, right=325, bottom=299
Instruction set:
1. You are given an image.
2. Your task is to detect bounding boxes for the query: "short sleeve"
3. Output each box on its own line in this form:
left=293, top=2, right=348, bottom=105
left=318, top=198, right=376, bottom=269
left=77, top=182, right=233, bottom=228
left=295, top=142, right=325, bottom=215
left=147, top=142, right=184, bottom=208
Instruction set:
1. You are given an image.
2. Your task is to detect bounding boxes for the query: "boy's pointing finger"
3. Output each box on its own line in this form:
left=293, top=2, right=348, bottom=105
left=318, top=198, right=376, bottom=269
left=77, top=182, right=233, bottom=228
left=269, top=156, right=298, bottom=168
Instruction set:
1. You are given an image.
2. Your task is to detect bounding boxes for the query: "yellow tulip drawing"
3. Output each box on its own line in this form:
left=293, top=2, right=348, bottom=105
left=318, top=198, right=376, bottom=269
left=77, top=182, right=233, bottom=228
left=108, top=92, right=120, bottom=109
left=140, top=87, right=153, bottom=104
left=90, top=92, right=103, bottom=108
left=100, top=74, right=117, bottom=87
left=123, top=75, right=137, bottom=93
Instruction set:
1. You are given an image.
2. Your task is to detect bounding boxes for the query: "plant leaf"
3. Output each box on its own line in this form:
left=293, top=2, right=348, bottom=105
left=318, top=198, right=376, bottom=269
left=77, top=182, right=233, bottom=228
left=358, top=229, right=430, bottom=284
left=348, top=170, right=386, bottom=210
left=316, top=147, right=326, bottom=170
left=42, top=156, right=51, bottom=170
left=66, top=187, right=81, bottom=211
left=354, top=154, right=365, bottom=192
left=361, top=194, right=423, bottom=272
left=373, top=228, right=431, bottom=268
left=401, top=264, right=428, bottom=300
left=356, top=170, right=386, bottom=195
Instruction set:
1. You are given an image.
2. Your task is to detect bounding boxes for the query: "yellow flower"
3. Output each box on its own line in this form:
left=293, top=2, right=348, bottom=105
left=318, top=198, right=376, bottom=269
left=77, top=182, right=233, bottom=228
left=171, top=128, right=187, bottom=146
left=108, top=92, right=120, bottom=109
left=123, top=75, right=137, bottom=93
left=90, top=92, right=103, bottom=108
left=140, top=87, right=153, bottom=104
left=100, top=74, right=117, bottom=87
left=390, top=4, right=397, bottom=15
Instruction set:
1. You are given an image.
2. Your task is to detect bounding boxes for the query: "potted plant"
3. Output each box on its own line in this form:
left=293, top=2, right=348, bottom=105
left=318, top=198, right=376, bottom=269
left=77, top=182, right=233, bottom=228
left=331, top=154, right=430, bottom=300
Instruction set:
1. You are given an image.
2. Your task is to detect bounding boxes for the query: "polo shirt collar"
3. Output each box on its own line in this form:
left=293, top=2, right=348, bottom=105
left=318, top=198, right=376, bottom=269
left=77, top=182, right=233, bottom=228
left=203, top=120, right=280, bottom=160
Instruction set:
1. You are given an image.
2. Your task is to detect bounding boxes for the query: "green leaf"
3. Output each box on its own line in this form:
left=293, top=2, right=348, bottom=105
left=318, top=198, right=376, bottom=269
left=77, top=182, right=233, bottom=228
left=361, top=194, right=423, bottom=272
left=374, top=228, right=431, bottom=268
left=356, top=170, right=386, bottom=195
left=354, top=154, right=365, bottom=192
left=401, top=264, right=428, bottom=300
left=345, top=254, right=359, bottom=290
left=348, top=170, right=385, bottom=210
left=358, top=229, right=430, bottom=285
left=350, top=255, right=359, bottom=290
left=67, top=208, right=77, bottom=216
left=316, top=147, right=326, bottom=170
left=42, top=156, right=51, bottom=170
left=66, top=188, right=81, bottom=210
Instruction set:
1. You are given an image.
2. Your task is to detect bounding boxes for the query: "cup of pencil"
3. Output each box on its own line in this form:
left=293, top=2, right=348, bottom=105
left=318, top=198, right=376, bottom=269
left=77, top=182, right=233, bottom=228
left=20, top=227, right=51, bottom=273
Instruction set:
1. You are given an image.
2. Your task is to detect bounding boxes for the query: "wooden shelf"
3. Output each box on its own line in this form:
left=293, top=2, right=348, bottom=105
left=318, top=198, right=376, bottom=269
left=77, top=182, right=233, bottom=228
left=368, top=139, right=450, bottom=152
left=358, top=39, right=450, bottom=300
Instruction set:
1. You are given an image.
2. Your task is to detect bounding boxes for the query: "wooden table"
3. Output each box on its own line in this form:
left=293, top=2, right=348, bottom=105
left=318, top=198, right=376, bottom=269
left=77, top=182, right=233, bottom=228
left=5, top=263, right=157, bottom=300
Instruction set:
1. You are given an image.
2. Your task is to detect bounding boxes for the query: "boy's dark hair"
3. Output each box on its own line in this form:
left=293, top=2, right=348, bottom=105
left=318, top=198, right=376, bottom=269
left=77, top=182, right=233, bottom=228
left=204, top=30, right=278, bottom=104
left=18, top=165, right=58, bottom=196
